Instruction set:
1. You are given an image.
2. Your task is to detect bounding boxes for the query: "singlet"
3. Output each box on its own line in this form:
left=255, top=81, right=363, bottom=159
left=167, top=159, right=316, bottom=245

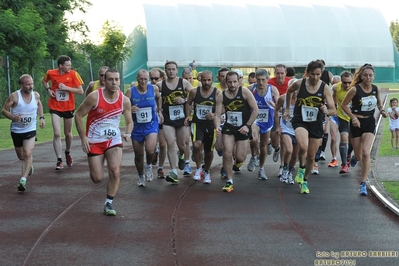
left=86, top=88, right=124, bottom=144
left=130, top=84, right=158, bottom=125
left=350, top=84, right=378, bottom=117
left=253, top=84, right=274, bottom=129
left=293, top=79, right=326, bottom=124
left=223, top=87, right=251, bottom=129
left=268, top=77, right=290, bottom=96
left=321, top=70, right=330, bottom=85
left=10, top=90, right=37, bottom=133
left=280, top=96, right=295, bottom=136
left=44, top=69, right=84, bottom=112
left=192, top=87, right=217, bottom=128
left=335, top=82, right=351, bottom=122
left=161, top=78, right=186, bottom=126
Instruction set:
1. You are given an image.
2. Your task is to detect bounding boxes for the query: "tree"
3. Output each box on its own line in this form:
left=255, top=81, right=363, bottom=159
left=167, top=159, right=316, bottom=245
left=97, top=20, right=133, bottom=69
left=390, top=20, right=399, bottom=50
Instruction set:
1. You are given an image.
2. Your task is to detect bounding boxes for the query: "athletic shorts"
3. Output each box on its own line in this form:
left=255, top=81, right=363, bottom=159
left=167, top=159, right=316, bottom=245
left=222, top=124, right=251, bottom=141
left=292, top=119, right=323, bottom=139
left=88, top=140, right=123, bottom=157
left=190, top=123, right=216, bottom=152
left=11, top=130, right=36, bottom=148
left=50, top=109, right=74, bottom=119
left=350, top=116, right=376, bottom=138
left=282, top=132, right=297, bottom=145
left=132, top=122, right=159, bottom=143
left=338, top=117, right=350, bottom=134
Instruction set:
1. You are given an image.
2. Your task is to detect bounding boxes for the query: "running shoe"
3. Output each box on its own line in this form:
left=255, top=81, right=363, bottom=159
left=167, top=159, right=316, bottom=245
left=258, top=168, right=267, bottom=180
left=66, top=152, right=73, bottom=167
left=339, top=164, right=349, bottom=174
left=177, top=152, right=185, bottom=170
left=152, top=150, right=159, bottom=165
left=300, top=181, right=310, bottom=194
left=220, top=167, right=227, bottom=179
left=203, top=171, right=211, bottom=184
left=295, top=167, right=305, bottom=184
left=145, top=167, right=153, bottom=182
left=328, top=159, right=339, bottom=167
left=17, top=179, right=27, bottom=192
left=193, top=168, right=203, bottom=181
left=233, top=161, right=242, bottom=172
left=278, top=166, right=283, bottom=177
left=287, top=172, right=294, bottom=185
left=273, top=148, right=280, bottom=162
left=311, top=164, right=319, bottom=175
left=157, top=168, right=165, bottom=179
left=267, top=143, right=272, bottom=155
left=247, top=156, right=257, bottom=172
left=137, top=175, right=146, bottom=187
left=280, top=168, right=288, bottom=183
left=222, top=181, right=234, bottom=192
left=359, top=182, right=367, bottom=196
left=103, top=202, right=116, bottom=216
left=28, top=165, right=34, bottom=176
left=55, top=161, right=64, bottom=171
left=166, top=172, right=179, bottom=184
left=350, top=155, right=357, bottom=167
left=319, top=151, right=326, bottom=161
left=183, top=163, right=192, bottom=176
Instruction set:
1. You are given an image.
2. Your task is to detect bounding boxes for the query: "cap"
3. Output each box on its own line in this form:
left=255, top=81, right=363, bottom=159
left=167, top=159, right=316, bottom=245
left=234, top=69, right=243, bottom=77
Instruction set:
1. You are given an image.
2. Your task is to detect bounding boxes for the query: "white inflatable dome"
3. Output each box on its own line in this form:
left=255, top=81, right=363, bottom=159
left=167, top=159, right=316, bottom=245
left=143, top=2, right=394, bottom=68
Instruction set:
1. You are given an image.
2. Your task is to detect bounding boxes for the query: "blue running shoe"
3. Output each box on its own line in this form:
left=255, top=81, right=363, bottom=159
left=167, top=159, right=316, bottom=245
left=350, top=155, right=357, bottom=167
left=359, top=182, right=367, bottom=196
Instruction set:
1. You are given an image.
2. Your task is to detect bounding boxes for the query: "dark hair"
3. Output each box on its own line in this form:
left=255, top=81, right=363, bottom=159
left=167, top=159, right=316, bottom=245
left=286, top=67, right=295, bottom=77
left=57, top=55, right=71, bottom=66
left=306, top=60, right=324, bottom=74
left=104, top=68, right=119, bottom=79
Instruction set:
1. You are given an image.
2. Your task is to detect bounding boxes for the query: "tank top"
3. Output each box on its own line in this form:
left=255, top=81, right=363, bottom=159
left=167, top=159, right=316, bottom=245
left=280, top=96, right=295, bottom=136
left=350, top=84, right=378, bottom=117
left=293, top=79, right=326, bottom=123
left=130, top=84, right=158, bottom=125
left=253, top=84, right=274, bottom=129
left=335, top=82, right=350, bottom=122
left=11, top=90, right=37, bottom=133
left=86, top=88, right=123, bottom=143
left=161, top=78, right=186, bottom=125
left=223, top=87, right=251, bottom=128
left=192, top=87, right=217, bottom=128
left=321, top=70, right=330, bottom=85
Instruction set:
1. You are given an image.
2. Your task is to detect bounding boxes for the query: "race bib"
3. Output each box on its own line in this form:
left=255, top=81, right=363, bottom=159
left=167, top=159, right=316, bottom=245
left=101, top=125, right=119, bottom=139
left=55, top=90, right=70, bottom=101
left=196, top=105, right=213, bottom=120
left=136, top=107, right=152, bottom=123
left=301, top=105, right=318, bottom=122
left=169, top=105, right=184, bottom=121
left=257, top=109, right=269, bottom=123
left=226, top=111, right=243, bottom=126
left=361, top=96, right=377, bottom=112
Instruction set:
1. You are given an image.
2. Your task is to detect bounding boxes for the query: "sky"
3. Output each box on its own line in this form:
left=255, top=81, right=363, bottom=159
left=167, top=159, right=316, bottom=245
left=65, top=0, right=399, bottom=44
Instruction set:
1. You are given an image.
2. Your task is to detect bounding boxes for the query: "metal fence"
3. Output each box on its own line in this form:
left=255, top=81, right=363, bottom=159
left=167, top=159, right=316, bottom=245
left=0, top=57, right=125, bottom=117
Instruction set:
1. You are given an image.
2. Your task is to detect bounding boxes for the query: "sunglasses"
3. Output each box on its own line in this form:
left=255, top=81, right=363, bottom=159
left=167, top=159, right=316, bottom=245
left=342, top=81, right=351, bottom=85
left=150, top=77, right=160, bottom=81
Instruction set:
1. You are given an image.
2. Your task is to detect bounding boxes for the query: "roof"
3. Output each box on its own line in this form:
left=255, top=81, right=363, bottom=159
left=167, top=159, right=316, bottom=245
left=143, top=3, right=395, bottom=68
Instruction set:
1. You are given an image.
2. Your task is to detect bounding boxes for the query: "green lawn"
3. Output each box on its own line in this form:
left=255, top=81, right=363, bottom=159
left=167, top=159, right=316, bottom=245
left=0, top=113, right=126, bottom=150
